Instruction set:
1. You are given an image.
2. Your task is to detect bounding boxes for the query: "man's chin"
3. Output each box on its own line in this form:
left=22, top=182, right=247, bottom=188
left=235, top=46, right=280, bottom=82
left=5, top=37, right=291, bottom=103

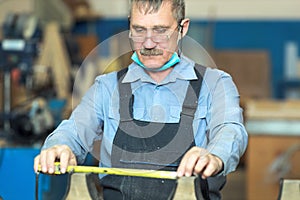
left=143, top=64, right=162, bottom=69
left=140, top=59, right=162, bottom=67
left=141, top=62, right=166, bottom=71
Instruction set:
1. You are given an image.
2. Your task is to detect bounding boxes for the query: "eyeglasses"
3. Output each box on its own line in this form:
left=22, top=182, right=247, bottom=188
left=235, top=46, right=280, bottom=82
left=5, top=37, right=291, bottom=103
left=129, top=26, right=180, bottom=43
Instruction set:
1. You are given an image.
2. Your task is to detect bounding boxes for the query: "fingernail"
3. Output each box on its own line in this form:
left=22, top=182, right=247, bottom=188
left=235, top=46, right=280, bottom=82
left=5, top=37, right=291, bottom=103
left=48, top=168, right=54, bottom=174
left=42, top=167, right=47, bottom=173
left=61, top=168, right=66, bottom=174
left=177, top=171, right=183, bottom=177
left=185, top=172, right=191, bottom=177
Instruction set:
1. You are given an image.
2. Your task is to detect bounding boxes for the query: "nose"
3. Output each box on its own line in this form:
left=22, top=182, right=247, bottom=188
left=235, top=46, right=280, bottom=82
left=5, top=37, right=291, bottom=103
left=143, top=38, right=157, bottom=49
left=143, top=31, right=157, bottom=49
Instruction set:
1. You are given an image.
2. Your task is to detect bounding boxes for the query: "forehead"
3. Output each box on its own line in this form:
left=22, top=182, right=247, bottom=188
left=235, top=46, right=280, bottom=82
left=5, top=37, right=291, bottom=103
left=130, top=1, right=176, bottom=26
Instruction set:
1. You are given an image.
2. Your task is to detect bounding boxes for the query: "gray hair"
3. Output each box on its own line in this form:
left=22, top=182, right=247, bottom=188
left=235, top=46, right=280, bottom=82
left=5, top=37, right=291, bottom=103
left=129, top=0, right=185, bottom=24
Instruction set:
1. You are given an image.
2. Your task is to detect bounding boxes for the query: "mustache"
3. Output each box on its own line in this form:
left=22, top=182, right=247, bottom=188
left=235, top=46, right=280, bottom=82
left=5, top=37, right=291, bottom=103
left=140, top=48, right=163, bottom=56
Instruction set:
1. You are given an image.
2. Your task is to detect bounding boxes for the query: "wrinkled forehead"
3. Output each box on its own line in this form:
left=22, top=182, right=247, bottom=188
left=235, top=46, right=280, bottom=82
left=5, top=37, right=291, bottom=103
left=130, top=0, right=172, bottom=16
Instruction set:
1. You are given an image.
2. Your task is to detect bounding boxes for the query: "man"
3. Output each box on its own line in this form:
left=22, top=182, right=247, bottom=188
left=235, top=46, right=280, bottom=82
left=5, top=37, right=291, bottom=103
left=34, top=0, right=248, bottom=199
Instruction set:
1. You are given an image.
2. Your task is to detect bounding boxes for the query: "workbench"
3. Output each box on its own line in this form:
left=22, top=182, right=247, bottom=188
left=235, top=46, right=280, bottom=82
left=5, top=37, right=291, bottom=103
left=245, top=100, right=300, bottom=200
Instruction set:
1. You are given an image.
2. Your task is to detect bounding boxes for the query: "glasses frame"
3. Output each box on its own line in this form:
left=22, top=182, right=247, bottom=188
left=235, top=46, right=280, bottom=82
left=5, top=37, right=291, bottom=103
left=129, top=25, right=181, bottom=43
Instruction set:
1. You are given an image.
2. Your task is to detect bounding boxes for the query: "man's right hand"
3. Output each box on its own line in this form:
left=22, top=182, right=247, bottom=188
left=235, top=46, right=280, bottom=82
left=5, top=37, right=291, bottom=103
left=34, top=145, right=77, bottom=174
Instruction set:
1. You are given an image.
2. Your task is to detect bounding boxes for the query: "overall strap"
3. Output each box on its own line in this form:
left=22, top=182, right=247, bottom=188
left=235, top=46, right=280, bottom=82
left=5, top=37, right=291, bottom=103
left=117, top=64, right=207, bottom=120
left=117, top=67, right=133, bottom=121
left=180, top=63, right=206, bottom=118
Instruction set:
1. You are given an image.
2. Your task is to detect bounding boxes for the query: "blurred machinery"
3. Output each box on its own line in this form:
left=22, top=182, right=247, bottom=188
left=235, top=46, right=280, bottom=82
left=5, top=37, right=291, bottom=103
left=0, top=1, right=102, bottom=144
left=0, top=13, right=55, bottom=142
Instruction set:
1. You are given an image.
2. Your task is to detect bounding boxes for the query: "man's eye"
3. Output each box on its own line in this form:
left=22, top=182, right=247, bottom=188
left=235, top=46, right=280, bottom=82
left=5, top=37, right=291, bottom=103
left=154, top=28, right=167, bottom=34
left=134, top=28, right=145, bottom=33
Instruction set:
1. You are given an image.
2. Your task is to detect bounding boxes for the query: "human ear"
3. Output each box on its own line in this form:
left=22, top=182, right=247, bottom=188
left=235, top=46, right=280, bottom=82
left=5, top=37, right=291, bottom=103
left=180, top=18, right=190, bottom=37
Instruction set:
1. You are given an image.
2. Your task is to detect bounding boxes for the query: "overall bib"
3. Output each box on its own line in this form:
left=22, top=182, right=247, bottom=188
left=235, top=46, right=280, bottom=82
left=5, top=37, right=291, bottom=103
left=100, top=64, right=210, bottom=200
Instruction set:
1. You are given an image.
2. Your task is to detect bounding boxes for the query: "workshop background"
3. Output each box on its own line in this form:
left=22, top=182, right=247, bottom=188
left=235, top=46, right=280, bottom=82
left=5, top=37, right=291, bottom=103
left=0, top=0, right=300, bottom=199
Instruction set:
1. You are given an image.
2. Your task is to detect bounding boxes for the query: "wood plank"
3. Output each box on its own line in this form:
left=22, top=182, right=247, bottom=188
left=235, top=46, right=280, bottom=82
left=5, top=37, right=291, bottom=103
left=213, top=51, right=270, bottom=99
left=247, top=136, right=300, bottom=200
left=245, top=99, right=300, bottom=120
left=36, top=22, right=71, bottom=99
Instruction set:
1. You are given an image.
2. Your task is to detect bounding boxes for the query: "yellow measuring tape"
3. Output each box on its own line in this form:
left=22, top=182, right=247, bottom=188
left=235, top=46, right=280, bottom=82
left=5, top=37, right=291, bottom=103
left=38, top=162, right=178, bottom=180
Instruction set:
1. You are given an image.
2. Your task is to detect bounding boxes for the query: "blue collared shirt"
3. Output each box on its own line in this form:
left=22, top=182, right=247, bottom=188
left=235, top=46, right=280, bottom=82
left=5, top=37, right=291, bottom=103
left=43, top=55, right=248, bottom=175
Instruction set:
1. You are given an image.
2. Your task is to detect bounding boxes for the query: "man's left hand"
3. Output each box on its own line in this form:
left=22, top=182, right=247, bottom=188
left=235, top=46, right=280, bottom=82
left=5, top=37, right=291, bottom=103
left=177, top=146, right=223, bottom=179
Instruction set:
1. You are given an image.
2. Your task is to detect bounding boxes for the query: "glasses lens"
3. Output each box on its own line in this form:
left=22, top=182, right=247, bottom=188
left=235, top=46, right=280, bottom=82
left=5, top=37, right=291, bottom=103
left=130, top=35, right=169, bottom=43
left=131, top=36, right=144, bottom=42
left=152, top=35, right=169, bottom=43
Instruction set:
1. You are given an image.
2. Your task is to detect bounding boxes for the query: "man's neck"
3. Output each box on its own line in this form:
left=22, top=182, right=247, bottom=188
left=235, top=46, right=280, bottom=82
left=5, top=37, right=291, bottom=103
left=146, top=67, right=174, bottom=83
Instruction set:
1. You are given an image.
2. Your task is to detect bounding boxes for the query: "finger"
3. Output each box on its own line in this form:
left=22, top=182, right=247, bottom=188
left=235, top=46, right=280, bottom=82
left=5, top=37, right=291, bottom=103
left=34, top=155, right=40, bottom=173
left=62, top=145, right=77, bottom=166
left=59, top=148, right=72, bottom=173
left=177, top=147, right=196, bottom=177
left=46, top=148, right=58, bottom=174
left=202, top=155, right=223, bottom=178
left=201, top=161, right=217, bottom=179
left=177, top=147, right=202, bottom=177
left=183, top=153, right=199, bottom=177
left=194, top=155, right=209, bottom=176
left=177, top=151, right=190, bottom=177
left=200, top=154, right=223, bottom=179
left=39, top=150, right=48, bottom=173
left=177, top=147, right=203, bottom=177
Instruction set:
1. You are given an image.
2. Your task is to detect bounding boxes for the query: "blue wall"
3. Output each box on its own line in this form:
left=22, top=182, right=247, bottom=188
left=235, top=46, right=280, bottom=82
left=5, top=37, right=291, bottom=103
left=212, top=20, right=300, bottom=98
left=73, top=19, right=300, bottom=98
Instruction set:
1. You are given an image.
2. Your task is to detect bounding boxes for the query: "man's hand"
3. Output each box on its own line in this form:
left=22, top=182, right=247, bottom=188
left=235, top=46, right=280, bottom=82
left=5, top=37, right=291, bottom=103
left=177, top=146, right=223, bottom=179
left=34, top=145, right=77, bottom=174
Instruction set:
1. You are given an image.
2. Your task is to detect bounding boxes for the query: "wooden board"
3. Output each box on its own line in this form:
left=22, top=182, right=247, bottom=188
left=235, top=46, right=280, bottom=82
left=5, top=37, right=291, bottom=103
left=245, top=99, right=300, bottom=120
left=247, top=136, right=300, bottom=200
left=75, top=35, right=98, bottom=59
left=213, top=50, right=271, bottom=99
left=36, top=22, right=71, bottom=99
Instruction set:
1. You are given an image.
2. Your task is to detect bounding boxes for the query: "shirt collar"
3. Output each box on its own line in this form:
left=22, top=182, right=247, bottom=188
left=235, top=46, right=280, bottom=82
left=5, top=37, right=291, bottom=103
left=122, top=54, right=198, bottom=84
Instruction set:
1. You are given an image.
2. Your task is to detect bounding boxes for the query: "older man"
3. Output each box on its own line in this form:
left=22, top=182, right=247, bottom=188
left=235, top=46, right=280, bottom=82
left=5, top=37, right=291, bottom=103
left=34, top=0, right=248, bottom=199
